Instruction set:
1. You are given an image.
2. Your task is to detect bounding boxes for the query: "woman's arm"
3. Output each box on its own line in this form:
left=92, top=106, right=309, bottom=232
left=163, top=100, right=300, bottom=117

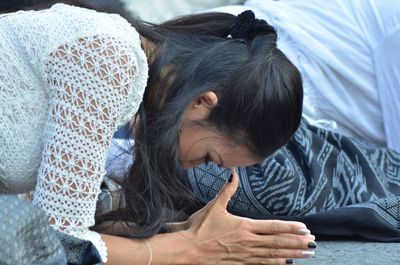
left=102, top=170, right=316, bottom=265
left=33, top=32, right=143, bottom=263
left=102, top=232, right=189, bottom=265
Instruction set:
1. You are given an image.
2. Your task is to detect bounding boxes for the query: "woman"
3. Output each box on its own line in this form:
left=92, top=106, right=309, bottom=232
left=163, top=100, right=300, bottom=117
left=181, top=0, right=400, bottom=245
left=0, top=3, right=315, bottom=265
left=103, top=0, right=400, bottom=259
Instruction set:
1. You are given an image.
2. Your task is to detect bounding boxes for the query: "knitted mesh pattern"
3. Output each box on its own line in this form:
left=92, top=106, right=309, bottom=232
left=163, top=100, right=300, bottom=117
left=0, top=4, right=149, bottom=262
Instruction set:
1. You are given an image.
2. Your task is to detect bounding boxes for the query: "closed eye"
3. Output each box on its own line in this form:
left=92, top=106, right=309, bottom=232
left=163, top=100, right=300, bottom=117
left=204, top=153, right=211, bottom=166
left=204, top=153, right=225, bottom=168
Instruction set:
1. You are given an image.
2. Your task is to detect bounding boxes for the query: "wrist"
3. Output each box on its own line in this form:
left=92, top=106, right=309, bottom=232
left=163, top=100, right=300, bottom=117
left=148, top=230, right=194, bottom=265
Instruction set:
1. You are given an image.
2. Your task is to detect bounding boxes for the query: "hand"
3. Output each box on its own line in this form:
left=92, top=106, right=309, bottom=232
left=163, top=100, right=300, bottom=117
left=178, top=169, right=316, bottom=265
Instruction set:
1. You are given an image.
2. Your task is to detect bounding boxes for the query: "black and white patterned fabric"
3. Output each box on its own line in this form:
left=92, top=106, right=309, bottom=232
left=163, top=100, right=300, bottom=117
left=0, top=195, right=67, bottom=265
left=185, top=120, right=400, bottom=241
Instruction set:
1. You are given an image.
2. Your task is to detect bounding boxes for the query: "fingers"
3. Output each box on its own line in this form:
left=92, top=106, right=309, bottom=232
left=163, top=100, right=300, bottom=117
left=244, top=258, right=293, bottom=265
left=228, top=258, right=295, bottom=265
left=279, top=233, right=316, bottom=242
left=232, top=242, right=316, bottom=265
left=215, top=168, right=239, bottom=209
left=249, top=247, right=315, bottom=260
left=251, top=233, right=316, bottom=250
left=243, top=253, right=312, bottom=265
left=248, top=219, right=310, bottom=236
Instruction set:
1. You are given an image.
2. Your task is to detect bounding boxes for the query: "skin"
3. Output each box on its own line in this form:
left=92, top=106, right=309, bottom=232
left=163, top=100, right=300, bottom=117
left=178, top=91, right=261, bottom=169
left=139, top=36, right=260, bottom=168
left=102, top=92, right=316, bottom=265
left=102, top=37, right=317, bottom=264
left=140, top=38, right=260, bottom=169
left=103, top=170, right=316, bottom=265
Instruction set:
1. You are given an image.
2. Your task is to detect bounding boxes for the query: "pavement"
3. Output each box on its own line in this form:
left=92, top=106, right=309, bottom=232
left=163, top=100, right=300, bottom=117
left=295, top=241, right=400, bottom=265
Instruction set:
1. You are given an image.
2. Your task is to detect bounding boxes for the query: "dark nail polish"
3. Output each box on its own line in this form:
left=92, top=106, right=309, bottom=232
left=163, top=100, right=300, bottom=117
left=308, top=242, right=317, bottom=249
left=228, top=173, right=233, bottom=183
left=286, top=259, right=294, bottom=264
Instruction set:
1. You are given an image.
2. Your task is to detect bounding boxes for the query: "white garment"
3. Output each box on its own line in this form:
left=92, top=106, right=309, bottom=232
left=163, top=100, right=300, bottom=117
left=0, top=4, right=148, bottom=262
left=120, top=0, right=245, bottom=23
left=105, top=138, right=134, bottom=183
left=212, top=0, right=400, bottom=152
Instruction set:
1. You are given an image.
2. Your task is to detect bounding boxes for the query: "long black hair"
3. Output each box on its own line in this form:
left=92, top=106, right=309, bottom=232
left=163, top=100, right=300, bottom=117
left=113, top=11, right=303, bottom=238
left=7, top=1, right=303, bottom=238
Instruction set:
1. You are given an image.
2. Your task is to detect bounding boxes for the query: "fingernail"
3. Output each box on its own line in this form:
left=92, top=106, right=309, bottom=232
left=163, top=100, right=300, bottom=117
left=308, top=242, right=317, bottom=249
left=302, top=250, right=315, bottom=258
left=228, top=173, right=233, bottom=183
left=286, top=259, right=294, bottom=264
left=297, top=228, right=311, bottom=235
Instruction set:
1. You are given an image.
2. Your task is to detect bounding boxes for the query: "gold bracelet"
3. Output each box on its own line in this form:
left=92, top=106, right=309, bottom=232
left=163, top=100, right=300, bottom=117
left=145, top=241, right=153, bottom=265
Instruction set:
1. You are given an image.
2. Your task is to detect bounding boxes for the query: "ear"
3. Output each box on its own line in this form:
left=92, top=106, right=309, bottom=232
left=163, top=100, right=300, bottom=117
left=183, top=91, right=218, bottom=121
left=193, top=91, right=218, bottom=109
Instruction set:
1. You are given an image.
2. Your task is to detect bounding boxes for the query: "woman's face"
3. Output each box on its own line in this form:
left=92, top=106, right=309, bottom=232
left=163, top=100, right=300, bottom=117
left=178, top=123, right=260, bottom=169
left=178, top=91, right=261, bottom=169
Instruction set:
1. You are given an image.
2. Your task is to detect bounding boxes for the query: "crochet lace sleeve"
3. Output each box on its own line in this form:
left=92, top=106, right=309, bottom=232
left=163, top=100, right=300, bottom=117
left=32, top=35, right=139, bottom=262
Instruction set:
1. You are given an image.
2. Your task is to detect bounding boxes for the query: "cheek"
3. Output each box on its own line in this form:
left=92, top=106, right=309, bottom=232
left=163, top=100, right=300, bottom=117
left=178, top=124, right=205, bottom=160
left=179, top=130, right=198, bottom=160
left=178, top=131, right=189, bottom=160
left=178, top=131, right=208, bottom=162
left=178, top=140, right=204, bottom=161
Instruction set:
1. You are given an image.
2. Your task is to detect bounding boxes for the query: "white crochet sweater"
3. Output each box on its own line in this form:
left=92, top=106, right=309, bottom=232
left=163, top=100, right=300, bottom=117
left=0, top=4, right=148, bottom=262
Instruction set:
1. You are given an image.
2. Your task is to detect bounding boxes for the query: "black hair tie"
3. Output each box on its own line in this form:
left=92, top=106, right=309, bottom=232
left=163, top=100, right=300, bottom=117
left=229, top=10, right=276, bottom=41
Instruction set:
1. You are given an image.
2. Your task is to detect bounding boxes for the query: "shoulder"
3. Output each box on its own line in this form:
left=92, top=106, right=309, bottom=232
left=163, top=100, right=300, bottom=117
left=45, top=3, right=139, bottom=46
left=41, top=5, right=148, bottom=124
left=41, top=3, right=148, bottom=85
